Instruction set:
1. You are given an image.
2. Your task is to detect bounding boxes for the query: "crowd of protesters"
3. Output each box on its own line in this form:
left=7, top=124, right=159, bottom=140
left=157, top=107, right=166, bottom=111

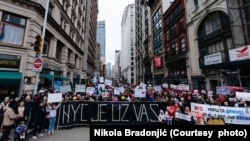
left=0, top=84, right=249, bottom=140
left=0, top=88, right=61, bottom=141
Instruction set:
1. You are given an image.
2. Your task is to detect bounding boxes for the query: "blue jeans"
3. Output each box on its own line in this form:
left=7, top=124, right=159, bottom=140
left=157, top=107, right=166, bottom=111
left=166, top=119, right=173, bottom=125
left=48, top=117, right=56, bottom=133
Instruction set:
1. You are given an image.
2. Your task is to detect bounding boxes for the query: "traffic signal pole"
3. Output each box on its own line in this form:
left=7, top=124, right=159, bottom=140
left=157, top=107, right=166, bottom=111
left=33, top=0, right=50, bottom=96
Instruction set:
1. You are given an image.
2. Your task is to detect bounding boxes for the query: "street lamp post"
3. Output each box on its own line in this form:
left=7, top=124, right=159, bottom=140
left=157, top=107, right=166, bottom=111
left=33, top=0, right=50, bottom=95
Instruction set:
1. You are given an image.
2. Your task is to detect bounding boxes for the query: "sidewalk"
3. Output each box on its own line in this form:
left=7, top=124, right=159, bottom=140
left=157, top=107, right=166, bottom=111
left=0, top=126, right=89, bottom=141
left=28, top=127, right=89, bottom=141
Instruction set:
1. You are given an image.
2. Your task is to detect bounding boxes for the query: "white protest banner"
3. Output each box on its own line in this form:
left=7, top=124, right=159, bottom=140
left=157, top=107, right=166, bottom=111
left=207, top=90, right=213, bottom=96
left=175, top=112, right=191, bottom=121
left=75, top=84, right=86, bottom=92
left=139, top=82, right=147, bottom=89
left=114, top=87, right=124, bottom=95
left=178, top=84, right=189, bottom=91
left=101, top=92, right=109, bottom=98
left=216, top=86, right=231, bottom=95
left=59, top=85, right=72, bottom=93
left=191, top=102, right=250, bottom=125
left=170, top=84, right=177, bottom=89
left=236, top=91, right=250, bottom=101
left=48, top=93, right=62, bottom=103
left=201, top=89, right=206, bottom=94
left=135, top=88, right=146, bottom=98
left=104, top=79, right=112, bottom=85
left=98, top=84, right=105, bottom=91
left=99, top=77, right=104, bottom=83
left=154, top=85, right=162, bottom=91
left=86, top=87, right=95, bottom=95
left=229, top=98, right=237, bottom=102
left=162, top=83, right=168, bottom=88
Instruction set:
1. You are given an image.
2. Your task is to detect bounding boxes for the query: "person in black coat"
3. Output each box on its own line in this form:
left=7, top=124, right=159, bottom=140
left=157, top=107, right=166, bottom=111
left=31, top=101, right=46, bottom=139
left=23, top=95, right=34, bottom=128
left=0, top=104, right=4, bottom=128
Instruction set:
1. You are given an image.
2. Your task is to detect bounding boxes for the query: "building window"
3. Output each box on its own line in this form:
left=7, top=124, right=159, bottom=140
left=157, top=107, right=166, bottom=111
left=166, top=30, right=169, bottom=41
left=42, top=41, right=49, bottom=54
left=171, top=42, right=177, bottom=56
left=68, top=49, right=71, bottom=62
left=180, top=38, right=186, bottom=53
left=170, top=24, right=176, bottom=38
left=243, top=2, right=250, bottom=36
left=48, top=3, right=54, bottom=15
left=205, top=12, right=221, bottom=35
left=75, top=55, right=78, bottom=67
left=56, top=46, right=62, bottom=61
left=0, top=12, right=26, bottom=45
left=207, top=41, right=224, bottom=54
left=179, top=18, right=184, bottom=33
left=197, top=11, right=231, bottom=67
left=165, top=17, right=169, bottom=25
left=194, top=0, right=199, bottom=10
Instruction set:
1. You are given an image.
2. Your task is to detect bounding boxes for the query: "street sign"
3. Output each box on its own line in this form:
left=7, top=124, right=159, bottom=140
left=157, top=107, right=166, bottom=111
left=32, top=58, right=43, bottom=72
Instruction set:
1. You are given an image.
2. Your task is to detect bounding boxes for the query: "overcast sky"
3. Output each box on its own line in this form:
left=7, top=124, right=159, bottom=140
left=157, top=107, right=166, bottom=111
left=97, top=0, right=135, bottom=66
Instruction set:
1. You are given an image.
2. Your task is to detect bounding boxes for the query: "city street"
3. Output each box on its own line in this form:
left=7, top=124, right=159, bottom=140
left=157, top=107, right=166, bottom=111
left=29, top=126, right=90, bottom=141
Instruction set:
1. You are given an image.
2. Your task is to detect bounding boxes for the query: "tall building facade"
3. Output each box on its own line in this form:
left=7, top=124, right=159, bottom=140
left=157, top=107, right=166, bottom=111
left=106, top=62, right=112, bottom=79
left=121, top=4, right=136, bottom=84
left=163, top=0, right=189, bottom=86
left=135, top=0, right=250, bottom=93
left=135, top=0, right=153, bottom=85
left=95, top=43, right=101, bottom=78
left=114, top=50, right=121, bottom=82
left=147, top=0, right=165, bottom=85
left=96, top=20, right=106, bottom=57
left=186, top=0, right=250, bottom=92
left=0, top=0, right=87, bottom=98
left=83, top=0, right=98, bottom=80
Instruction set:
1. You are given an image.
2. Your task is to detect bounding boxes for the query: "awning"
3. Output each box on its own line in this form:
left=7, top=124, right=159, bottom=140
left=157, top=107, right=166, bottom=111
left=40, top=74, right=70, bottom=81
left=0, top=71, right=22, bottom=79
left=55, top=75, right=70, bottom=81
left=40, top=74, right=54, bottom=80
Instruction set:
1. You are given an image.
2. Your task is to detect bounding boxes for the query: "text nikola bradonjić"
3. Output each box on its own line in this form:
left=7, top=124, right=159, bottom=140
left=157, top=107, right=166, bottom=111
left=93, top=128, right=248, bottom=139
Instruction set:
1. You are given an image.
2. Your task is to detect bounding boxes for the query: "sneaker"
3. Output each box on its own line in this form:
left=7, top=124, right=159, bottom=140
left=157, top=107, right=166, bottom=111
left=52, top=132, right=55, bottom=135
left=38, top=133, right=44, bottom=137
left=47, top=133, right=51, bottom=136
left=32, top=136, right=38, bottom=140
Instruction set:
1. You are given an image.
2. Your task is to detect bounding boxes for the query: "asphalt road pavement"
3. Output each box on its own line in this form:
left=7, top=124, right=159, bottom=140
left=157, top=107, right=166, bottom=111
left=29, top=126, right=90, bottom=141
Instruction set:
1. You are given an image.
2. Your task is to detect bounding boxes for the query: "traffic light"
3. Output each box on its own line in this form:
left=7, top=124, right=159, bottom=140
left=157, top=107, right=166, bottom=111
left=34, top=35, right=43, bottom=53
left=24, top=76, right=32, bottom=84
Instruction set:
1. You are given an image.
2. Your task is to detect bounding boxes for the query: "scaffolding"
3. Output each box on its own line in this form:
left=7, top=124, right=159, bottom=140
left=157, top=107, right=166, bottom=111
left=226, top=0, right=249, bottom=87
left=226, top=0, right=247, bottom=47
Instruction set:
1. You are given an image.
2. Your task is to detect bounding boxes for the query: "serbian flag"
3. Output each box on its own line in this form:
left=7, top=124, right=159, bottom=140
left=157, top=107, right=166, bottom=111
left=154, top=56, right=161, bottom=67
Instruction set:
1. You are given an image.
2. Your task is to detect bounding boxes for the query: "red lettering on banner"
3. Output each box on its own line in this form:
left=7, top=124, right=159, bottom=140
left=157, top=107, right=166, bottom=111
left=194, top=106, right=203, bottom=111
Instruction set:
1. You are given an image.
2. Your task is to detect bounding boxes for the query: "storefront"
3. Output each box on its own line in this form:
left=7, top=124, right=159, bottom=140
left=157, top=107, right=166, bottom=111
left=39, top=73, right=70, bottom=92
left=0, top=54, right=22, bottom=101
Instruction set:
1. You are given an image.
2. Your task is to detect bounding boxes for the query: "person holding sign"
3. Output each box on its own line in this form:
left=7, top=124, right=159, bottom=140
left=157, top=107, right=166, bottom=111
left=46, top=102, right=61, bottom=136
left=158, top=109, right=166, bottom=123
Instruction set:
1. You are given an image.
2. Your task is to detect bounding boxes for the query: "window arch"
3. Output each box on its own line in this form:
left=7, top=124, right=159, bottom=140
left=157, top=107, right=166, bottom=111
left=197, top=11, right=232, bottom=65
